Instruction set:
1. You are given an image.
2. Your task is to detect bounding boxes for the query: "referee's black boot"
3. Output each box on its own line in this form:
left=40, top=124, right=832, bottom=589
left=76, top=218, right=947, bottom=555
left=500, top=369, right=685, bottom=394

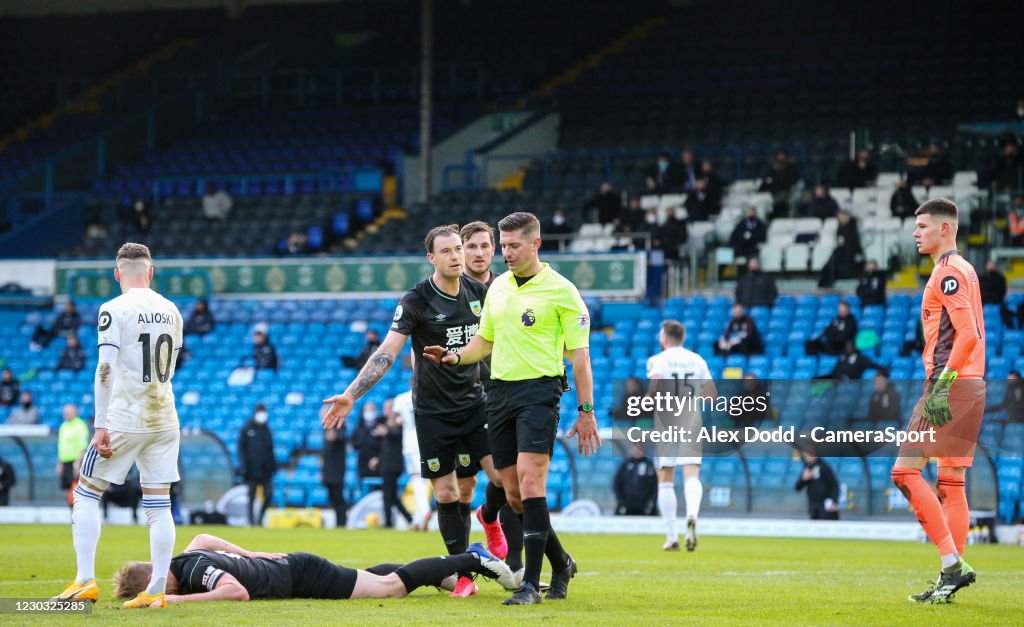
left=502, top=581, right=542, bottom=605
left=545, top=555, right=577, bottom=600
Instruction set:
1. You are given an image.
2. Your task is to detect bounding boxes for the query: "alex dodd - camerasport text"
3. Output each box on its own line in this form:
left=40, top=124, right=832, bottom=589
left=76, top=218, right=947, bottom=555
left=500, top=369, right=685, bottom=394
left=626, top=425, right=936, bottom=446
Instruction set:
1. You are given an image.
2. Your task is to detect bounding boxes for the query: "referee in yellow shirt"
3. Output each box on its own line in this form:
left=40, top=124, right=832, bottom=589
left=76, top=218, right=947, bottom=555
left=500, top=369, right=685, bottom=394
left=424, top=212, right=601, bottom=605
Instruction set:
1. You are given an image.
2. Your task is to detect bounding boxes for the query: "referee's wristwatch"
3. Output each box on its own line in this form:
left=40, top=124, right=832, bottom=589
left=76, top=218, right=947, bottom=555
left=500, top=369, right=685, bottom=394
left=577, top=402, right=594, bottom=413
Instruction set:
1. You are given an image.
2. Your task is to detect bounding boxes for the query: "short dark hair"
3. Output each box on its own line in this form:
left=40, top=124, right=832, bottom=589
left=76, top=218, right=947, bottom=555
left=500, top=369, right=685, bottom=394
left=423, top=224, right=461, bottom=253
left=460, top=221, right=495, bottom=246
left=661, top=319, right=685, bottom=344
left=497, top=212, right=540, bottom=237
left=915, top=198, right=958, bottom=220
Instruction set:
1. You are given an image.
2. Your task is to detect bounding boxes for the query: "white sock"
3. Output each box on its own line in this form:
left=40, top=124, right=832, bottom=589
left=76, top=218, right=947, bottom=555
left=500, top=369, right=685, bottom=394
left=940, top=553, right=959, bottom=570
left=684, top=477, right=703, bottom=520
left=143, top=495, right=175, bottom=595
left=412, top=476, right=430, bottom=525
left=72, top=484, right=103, bottom=585
left=657, top=483, right=678, bottom=542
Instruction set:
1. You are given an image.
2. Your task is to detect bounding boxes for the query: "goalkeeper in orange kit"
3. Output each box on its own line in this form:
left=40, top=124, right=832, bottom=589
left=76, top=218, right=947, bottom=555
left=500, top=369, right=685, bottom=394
left=892, top=199, right=986, bottom=604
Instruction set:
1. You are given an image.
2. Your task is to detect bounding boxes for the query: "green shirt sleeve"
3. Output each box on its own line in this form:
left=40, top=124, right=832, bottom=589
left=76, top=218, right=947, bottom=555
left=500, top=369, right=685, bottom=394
left=478, top=287, right=496, bottom=342
left=557, top=282, right=590, bottom=351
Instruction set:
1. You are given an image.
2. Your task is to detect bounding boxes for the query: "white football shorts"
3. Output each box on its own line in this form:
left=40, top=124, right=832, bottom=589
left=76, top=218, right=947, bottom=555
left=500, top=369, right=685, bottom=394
left=81, top=428, right=181, bottom=485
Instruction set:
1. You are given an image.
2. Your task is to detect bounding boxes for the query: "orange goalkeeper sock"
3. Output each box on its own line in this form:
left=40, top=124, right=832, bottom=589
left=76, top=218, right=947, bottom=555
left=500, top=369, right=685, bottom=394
left=891, top=467, right=956, bottom=558
left=937, top=473, right=969, bottom=556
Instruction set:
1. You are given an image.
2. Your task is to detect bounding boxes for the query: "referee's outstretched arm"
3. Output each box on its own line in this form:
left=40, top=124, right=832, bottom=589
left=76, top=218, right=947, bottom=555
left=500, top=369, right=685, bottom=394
left=567, top=346, right=602, bottom=456
left=422, top=333, right=493, bottom=367
left=322, top=330, right=409, bottom=430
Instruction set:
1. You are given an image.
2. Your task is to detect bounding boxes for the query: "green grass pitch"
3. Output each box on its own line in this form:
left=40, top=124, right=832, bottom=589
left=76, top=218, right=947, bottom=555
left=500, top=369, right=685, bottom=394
left=1, top=524, right=1021, bottom=625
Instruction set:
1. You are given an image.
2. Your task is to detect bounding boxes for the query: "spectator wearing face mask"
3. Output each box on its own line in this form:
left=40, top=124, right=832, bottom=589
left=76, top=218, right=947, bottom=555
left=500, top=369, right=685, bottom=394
left=8, top=391, right=39, bottom=425
left=351, top=401, right=385, bottom=479
left=543, top=209, right=575, bottom=251
left=646, top=152, right=682, bottom=195
left=238, top=404, right=277, bottom=526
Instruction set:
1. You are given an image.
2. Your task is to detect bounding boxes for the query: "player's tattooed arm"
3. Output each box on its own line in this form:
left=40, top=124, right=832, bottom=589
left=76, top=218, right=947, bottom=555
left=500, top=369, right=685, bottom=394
left=349, top=349, right=396, bottom=400
left=324, top=331, right=408, bottom=429
left=345, top=330, right=408, bottom=400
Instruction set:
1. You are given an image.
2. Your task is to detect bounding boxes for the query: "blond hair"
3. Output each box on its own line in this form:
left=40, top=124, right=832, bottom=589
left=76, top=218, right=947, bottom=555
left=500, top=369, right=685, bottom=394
left=113, top=561, right=153, bottom=599
left=115, top=242, right=153, bottom=275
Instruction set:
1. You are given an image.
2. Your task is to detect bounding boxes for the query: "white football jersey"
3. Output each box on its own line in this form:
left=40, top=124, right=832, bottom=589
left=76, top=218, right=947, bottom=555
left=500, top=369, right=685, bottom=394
left=97, top=288, right=183, bottom=433
left=646, top=346, right=713, bottom=386
left=393, top=390, right=419, bottom=458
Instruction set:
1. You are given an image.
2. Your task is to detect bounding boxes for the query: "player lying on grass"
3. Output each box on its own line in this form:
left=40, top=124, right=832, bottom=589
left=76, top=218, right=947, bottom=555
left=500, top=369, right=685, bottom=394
left=113, top=533, right=515, bottom=603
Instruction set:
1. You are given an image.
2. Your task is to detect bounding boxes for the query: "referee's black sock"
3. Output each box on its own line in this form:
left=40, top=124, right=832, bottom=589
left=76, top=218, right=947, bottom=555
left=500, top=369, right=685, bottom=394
left=481, top=482, right=506, bottom=524
left=394, top=554, right=478, bottom=594
left=500, top=504, right=524, bottom=571
left=458, top=501, right=472, bottom=548
left=521, top=496, right=550, bottom=588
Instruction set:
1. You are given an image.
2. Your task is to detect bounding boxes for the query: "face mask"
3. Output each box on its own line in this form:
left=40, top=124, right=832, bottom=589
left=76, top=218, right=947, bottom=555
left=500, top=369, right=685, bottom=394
left=645, top=215, right=657, bottom=225
left=553, top=215, right=565, bottom=226
left=674, top=209, right=686, bottom=220
left=657, top=160, right=668, bottom=172
left=254, top=411, right=268, bottom=424
left=363, top=409, right=376, bottom=422
left=23, top=401, right=32, bottom=408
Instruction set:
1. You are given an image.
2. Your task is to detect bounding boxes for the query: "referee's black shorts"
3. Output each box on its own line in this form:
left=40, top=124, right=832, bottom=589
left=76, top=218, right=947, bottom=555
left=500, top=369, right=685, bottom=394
left=486, top=376, right=563, bottom=470
left=289, top=552, right=359, bottom=599
left=415, top=402, right=490, bottom=479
